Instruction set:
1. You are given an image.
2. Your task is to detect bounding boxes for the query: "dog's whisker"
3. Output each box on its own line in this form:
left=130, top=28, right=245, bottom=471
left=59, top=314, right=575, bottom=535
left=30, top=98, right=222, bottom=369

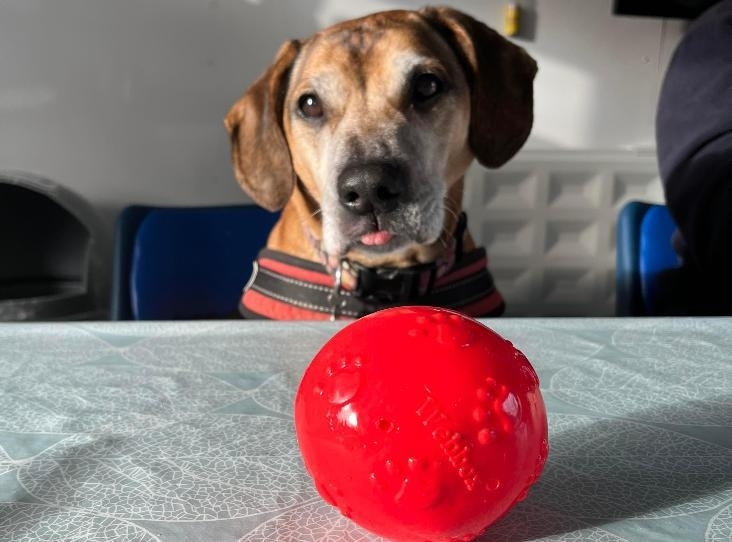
left=442, top=199, right=459, bottom=222
left=437, top=227, right=451, bottom=248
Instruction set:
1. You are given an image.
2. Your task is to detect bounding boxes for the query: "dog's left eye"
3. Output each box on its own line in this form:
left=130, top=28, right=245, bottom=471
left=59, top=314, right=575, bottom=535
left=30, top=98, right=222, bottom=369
left=297, top=93, right=324, bottom=120
left=411, top=73, right=444, bottom=106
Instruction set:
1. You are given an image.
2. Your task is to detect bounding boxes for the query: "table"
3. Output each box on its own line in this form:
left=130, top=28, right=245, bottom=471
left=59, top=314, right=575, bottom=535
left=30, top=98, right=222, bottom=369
left=0, top=318, right=730, bottom=541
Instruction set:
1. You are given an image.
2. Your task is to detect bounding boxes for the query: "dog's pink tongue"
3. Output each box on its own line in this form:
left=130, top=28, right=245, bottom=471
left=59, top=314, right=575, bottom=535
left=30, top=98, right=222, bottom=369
left=360, top=231, right=394, bottom=246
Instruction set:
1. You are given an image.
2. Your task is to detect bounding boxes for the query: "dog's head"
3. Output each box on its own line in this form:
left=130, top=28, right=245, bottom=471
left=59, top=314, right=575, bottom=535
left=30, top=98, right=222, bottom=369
left=225, top=7, right=536, bottom=268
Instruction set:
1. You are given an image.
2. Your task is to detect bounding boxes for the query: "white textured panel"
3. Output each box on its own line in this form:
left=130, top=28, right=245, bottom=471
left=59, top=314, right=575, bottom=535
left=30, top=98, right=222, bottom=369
left=544, top=219, right=598, bottom=260
left=483, top=171, right=539, bottom=210
left=482, top=218, right=535, bottom=258
left=464, top=150, right=664, bottom=317
left=613, top=171, right=664, bottom=206
left=542, top=268, right=596, bottom=304
left=548, top=172, right=603, bottom=209
left=491, top=267, right=535, bottom=305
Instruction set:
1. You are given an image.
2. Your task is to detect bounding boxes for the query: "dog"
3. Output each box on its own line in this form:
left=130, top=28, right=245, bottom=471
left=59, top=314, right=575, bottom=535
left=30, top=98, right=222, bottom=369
left=225, top=7, right=536, bottom=320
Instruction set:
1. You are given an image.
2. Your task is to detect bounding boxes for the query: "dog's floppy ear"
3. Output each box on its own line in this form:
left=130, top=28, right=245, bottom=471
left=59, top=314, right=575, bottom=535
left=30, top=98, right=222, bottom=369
left=224, top=40, right=301, bottom=211
left=421, top=7, right=537, bottom=168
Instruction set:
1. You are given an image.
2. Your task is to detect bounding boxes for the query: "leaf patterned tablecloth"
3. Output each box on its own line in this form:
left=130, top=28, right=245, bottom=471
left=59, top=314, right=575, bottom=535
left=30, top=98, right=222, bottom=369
left=0, top=319, right=730, bottom=541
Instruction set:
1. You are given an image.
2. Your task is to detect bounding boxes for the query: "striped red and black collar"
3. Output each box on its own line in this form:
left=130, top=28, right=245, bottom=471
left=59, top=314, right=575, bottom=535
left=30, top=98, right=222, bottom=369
left=240, top=213, right=505, bottom=320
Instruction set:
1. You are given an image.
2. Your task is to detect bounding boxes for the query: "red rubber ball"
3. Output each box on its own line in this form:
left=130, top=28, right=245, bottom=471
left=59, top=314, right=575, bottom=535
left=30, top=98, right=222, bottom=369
left=294, top=306, right=548, bottom=542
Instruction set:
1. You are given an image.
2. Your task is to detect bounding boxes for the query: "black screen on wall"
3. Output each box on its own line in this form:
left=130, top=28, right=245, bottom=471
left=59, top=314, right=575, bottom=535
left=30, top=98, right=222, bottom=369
left=613, top=0, right=720, bottom=19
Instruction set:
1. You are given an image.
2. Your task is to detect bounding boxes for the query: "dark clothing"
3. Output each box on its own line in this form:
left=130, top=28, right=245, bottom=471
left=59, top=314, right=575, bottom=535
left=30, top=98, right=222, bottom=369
left=655, top=0, right=732, bottom=314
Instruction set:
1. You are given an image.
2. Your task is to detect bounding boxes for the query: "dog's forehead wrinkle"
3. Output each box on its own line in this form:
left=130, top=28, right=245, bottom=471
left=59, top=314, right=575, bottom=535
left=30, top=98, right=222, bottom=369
left=303, top=26, right=381, bottom=90
left=304, top=21, right=451, bottom=84
left=340, top=25, right=382, bottom=56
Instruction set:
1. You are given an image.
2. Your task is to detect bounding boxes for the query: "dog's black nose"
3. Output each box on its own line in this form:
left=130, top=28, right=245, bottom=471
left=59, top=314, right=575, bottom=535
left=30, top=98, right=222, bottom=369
left=337, top=162, right=407, bottom=216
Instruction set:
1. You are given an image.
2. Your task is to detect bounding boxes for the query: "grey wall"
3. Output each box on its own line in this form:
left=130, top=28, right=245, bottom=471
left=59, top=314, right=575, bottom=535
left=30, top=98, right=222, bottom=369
left=1, top=0, right=327, bottom=231
left=0, top=0, right=685, bottom=313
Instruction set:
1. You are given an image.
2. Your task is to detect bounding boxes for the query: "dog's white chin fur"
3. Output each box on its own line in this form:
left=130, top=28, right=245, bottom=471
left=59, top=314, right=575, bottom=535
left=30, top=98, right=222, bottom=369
left=321, top=215, right=445, bottom=270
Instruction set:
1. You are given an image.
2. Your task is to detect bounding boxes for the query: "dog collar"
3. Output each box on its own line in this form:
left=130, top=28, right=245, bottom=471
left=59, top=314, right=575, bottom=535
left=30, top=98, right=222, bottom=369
left=240, top=247, right=504, bottom=320
left=239, top=213, right=505, bottom=320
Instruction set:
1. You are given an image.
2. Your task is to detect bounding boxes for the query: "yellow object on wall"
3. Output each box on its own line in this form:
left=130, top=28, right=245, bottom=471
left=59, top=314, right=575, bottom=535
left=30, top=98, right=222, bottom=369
left=504, top=3, right=520, bottom=36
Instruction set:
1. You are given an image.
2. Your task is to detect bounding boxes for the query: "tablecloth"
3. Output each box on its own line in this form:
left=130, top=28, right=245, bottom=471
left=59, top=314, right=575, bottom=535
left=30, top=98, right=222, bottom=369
left=0, top=318, right=730, bottom=541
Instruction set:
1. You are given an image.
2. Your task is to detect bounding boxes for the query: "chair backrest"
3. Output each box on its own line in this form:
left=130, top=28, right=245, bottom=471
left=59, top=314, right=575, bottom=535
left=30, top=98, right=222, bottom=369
left=111, top=205, right=278, bottom=320
left=616, top=201, right=679, bottom=316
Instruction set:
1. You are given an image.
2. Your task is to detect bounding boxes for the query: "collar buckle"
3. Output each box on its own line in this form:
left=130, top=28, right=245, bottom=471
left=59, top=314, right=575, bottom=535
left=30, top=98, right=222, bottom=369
left=349, top=260, right=437, bottom=303
left=328, top=260, right=348, bottom=321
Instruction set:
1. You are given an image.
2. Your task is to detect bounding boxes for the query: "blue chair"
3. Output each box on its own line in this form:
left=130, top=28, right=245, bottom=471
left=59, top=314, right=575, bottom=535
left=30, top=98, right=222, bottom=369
left=111, top=205, right=278, bottom=320
left=616, top=201, right=680, bottom=316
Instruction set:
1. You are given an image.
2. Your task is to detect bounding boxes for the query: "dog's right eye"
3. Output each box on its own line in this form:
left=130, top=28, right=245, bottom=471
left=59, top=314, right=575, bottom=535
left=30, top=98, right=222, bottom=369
left=297, top=94, right=324, bottom=120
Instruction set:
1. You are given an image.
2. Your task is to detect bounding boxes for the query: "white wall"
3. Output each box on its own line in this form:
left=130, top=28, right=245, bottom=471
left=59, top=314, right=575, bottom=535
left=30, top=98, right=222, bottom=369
left=0, top=0, right=686, bottom=316
left=0, top=0, right=683, bottom=227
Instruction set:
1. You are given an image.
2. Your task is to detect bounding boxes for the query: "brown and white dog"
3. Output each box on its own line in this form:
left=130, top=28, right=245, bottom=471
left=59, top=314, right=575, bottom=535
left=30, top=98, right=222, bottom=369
left=225, top=7, right=536, bottom=320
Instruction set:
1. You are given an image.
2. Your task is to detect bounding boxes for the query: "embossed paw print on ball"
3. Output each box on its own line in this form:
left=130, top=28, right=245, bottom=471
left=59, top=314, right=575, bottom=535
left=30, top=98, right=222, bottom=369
left=294, top=306, right=548, bottom=542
